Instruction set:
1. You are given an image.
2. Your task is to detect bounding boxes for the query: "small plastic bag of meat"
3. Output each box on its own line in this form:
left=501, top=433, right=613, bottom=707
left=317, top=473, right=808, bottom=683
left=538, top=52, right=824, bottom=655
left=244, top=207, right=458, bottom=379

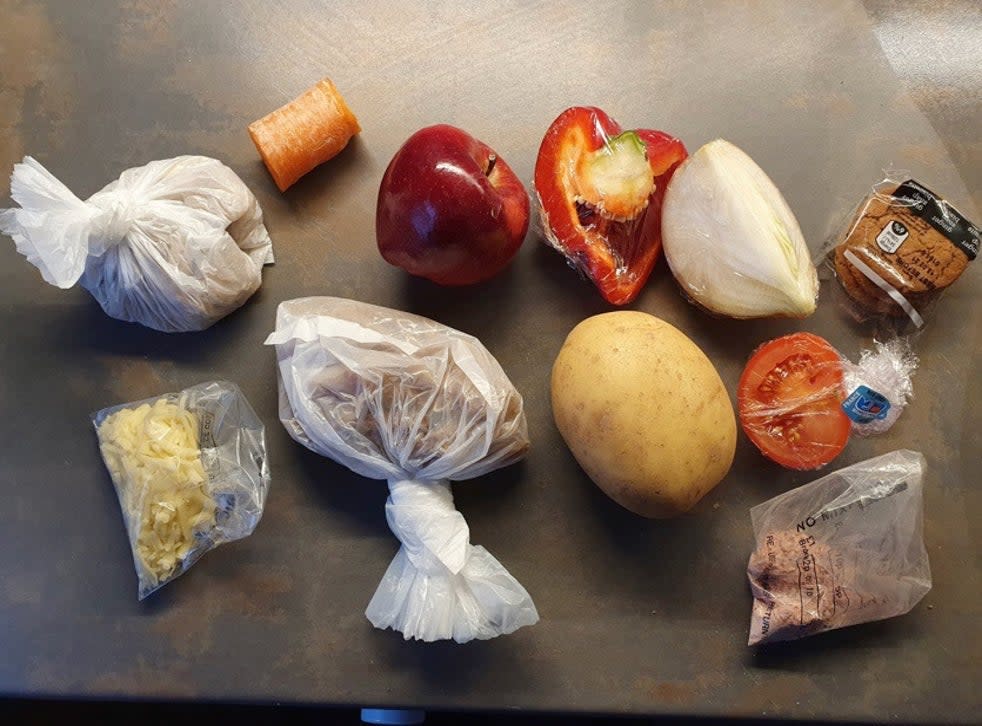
left=93, top=381, right=271, bottom=599
left=1, top=155, right=273, bottom=332
left=747, top=449, right=930, bottom=645
left=265, top=297, right=539, bottom=643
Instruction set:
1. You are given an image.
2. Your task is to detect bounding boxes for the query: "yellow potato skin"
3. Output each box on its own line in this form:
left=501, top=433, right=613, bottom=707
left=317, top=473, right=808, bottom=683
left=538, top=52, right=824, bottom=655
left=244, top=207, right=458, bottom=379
left=551, top=311, right=736, bottom=518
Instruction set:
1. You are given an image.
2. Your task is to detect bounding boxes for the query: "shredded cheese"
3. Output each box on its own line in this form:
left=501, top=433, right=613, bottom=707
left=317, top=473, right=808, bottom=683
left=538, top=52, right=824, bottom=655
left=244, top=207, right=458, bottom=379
left=97, top=398, right=215, bottom=586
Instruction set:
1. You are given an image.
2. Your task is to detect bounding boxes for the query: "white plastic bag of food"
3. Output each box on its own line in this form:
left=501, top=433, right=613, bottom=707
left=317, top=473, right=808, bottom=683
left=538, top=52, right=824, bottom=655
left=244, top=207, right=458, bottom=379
left=93, top=380, right=271, bottom=599
left=747, top=449, right=930, bottom=645
left=265, top=297, right=539, bottom=643
left=1, top=155, right=273, bottom=332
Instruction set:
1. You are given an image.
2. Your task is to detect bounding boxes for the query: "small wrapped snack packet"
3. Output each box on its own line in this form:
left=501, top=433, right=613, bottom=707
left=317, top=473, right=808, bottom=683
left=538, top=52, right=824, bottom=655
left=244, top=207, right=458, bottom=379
left=825, top=175, right=978, bottom=334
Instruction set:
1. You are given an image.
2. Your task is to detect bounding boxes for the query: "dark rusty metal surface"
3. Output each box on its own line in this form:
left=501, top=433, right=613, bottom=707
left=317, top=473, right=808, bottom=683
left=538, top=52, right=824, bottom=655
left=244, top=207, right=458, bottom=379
left=0, top=0, right=979, bottom=721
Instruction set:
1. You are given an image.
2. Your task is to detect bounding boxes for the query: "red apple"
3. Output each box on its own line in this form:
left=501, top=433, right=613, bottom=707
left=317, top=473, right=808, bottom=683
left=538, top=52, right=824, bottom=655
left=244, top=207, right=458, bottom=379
left=376, top=124, right=530, bottom=285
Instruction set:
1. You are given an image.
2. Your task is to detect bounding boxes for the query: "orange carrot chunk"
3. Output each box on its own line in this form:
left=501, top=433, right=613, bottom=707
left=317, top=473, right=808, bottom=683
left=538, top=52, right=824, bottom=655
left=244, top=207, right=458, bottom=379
left=248, top=77, right=361, bottom=192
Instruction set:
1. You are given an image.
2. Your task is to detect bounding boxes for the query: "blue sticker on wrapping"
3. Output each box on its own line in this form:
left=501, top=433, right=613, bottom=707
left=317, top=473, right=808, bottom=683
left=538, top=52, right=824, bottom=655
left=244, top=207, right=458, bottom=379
left=842, top=385, right=891, bottom=424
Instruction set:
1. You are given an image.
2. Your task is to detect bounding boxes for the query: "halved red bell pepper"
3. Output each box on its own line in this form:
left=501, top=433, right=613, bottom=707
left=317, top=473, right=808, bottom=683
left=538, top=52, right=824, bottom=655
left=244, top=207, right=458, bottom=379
left=533, top=107, right=687, bottom=305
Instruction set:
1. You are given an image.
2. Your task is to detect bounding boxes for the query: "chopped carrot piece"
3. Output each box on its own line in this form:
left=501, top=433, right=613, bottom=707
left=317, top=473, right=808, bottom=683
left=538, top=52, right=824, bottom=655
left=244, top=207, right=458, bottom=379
left=248, top=77, right=361, bottom=192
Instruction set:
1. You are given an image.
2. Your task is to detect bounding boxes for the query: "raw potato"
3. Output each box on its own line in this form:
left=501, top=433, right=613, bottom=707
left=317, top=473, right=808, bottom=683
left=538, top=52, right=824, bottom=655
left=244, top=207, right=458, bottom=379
left=551, top=311, right=736, bottom=517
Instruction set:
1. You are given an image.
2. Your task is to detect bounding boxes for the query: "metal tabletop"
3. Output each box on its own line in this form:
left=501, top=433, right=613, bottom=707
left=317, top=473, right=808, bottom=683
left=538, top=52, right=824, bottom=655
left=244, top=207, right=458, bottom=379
left=1, top=1, right=979, bottom=721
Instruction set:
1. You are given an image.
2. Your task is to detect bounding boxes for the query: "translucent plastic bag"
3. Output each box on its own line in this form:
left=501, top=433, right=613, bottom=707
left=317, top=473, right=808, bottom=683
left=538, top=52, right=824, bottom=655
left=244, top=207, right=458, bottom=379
left=265, top=297, right=539, bottom=643
left=93, top=380, right=271, bottom=599
left=747, top=450, right=930, bottom=645
left=824, top=173, right=979, bottom=334
left=1, top=155, right=274, bottom=332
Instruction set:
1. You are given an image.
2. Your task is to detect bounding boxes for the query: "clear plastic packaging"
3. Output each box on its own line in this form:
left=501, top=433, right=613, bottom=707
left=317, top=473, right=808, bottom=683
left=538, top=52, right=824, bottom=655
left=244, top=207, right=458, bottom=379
left=93, top=380, right=271, bottom=599
left=841, top=337, right=918, bottom=437
left=0, top=155, right=274, bottom=332
left=265, top=297, right=539, bottom=643
left=825, top=174, right=979, bottom=334
left=747, top=449, right=931, bottom=645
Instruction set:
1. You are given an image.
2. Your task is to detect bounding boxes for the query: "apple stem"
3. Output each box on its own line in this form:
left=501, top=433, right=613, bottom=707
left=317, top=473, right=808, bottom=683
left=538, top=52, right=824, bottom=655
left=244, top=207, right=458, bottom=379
left=485, top=154, right=497, bottom=177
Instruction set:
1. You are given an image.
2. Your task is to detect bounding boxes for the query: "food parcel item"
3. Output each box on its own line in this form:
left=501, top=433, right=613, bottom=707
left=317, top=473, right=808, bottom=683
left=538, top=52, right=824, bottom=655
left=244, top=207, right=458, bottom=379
left=534, top=106, right=687, bottom=305
left=738, top=333, right=850, bottom=471
left=739, top=333, right=918, bottom=467
left=661, top=140, right=818, bottom=319
left=0, top=155, right=273, bottom=332
left=377, top=124, right=530, bottom=286
left=551, top=311, right=736, bottom=517
left=249, top=77, right=361, bottom=191
left=265, top=297, right=538, bottom=643
left=829, top=176, right=979, bottom=330
left=747, top=450, right=931, bottom=645
left=93, top=381, right=271, bottom=599
left=840, top=337, right=917, bottom=437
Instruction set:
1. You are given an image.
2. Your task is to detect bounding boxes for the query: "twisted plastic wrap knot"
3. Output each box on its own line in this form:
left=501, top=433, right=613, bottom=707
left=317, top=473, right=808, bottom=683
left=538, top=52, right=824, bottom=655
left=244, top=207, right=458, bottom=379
left=383, top=479, right=468, bottom=575
left=92, top=193, right=137, bottom=251
left=366, top=478, right=538, bottom=643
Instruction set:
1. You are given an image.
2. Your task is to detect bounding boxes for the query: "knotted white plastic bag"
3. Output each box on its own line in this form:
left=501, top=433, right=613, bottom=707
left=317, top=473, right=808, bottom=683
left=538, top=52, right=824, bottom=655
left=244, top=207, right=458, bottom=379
left=1, top=155, right=273, bottom=332
left=265, top=297, right=539, bottom=643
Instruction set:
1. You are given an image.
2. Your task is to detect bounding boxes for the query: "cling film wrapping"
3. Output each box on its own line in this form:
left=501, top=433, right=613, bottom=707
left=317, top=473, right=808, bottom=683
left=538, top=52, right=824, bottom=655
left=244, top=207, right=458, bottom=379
left=738, top=333, right=851, bottom=470
left=533, top=106, right=687, bottom=305
left=739, top=333, right=919, bottom=471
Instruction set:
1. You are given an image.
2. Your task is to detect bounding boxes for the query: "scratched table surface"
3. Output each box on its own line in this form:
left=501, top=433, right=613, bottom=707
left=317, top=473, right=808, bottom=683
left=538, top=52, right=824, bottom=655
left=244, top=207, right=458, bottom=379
left=1, top=0, right=979, bottom=722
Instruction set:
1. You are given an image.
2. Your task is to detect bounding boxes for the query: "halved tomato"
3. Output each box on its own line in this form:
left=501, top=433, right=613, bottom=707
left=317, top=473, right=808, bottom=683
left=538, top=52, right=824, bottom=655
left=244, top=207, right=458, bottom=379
left=737, top=333, right=850, bottom=470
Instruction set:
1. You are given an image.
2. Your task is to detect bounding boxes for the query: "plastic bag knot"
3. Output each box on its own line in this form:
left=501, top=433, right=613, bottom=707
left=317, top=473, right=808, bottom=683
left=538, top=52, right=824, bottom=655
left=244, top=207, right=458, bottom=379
left=94, top=193, right=138, bottom=248
left=384, top=479, right=469, bottom=575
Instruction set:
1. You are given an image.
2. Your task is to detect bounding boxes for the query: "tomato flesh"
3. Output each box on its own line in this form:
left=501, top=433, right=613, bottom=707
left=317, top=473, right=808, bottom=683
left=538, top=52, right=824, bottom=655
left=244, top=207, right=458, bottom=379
left=738, top=333, right=850, bottom=470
